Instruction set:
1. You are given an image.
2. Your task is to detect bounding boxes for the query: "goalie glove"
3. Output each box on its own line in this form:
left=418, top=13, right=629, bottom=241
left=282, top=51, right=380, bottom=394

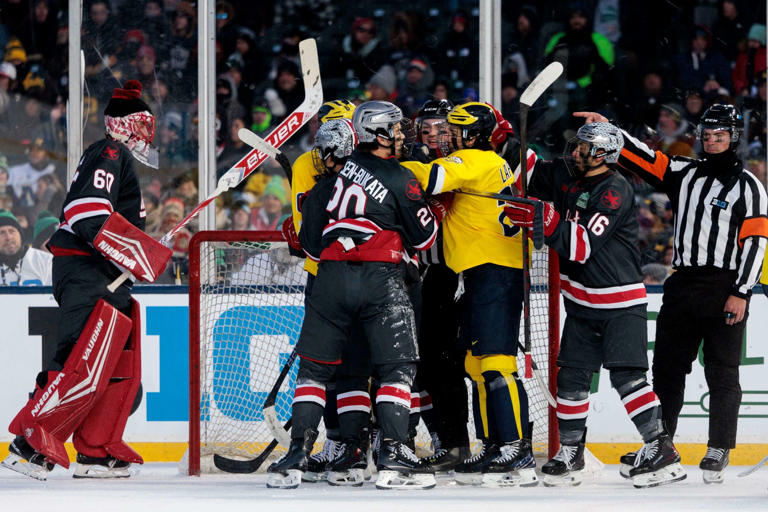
left=281, top=216, right=303, bottom=256
left=504, top=197, right=558, bottom=248
left=93, top=212, right=172, bottom=282
left=427, top=192, right=454, bottom=223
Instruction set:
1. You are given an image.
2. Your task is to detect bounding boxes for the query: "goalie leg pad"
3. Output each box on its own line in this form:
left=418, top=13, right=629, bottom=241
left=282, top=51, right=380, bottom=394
left=8, top=300, right=132, bottom=468
left=73, top=299, right=143, bottom=463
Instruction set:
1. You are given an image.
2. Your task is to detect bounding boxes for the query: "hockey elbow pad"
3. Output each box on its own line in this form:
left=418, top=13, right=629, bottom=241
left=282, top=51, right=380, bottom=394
left=94, top=212, right=172, bottom=282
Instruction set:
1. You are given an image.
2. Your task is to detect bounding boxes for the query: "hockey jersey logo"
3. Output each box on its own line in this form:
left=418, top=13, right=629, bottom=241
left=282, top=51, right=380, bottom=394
left=601, top=189, right=622, bottom=210
left=101, top=145, right=120, bottom=160
left=406, top=179, right=423, bottom=201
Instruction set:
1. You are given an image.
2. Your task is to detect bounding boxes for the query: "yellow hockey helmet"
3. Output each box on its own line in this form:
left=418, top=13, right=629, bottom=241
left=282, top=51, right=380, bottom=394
left=318, top=99, right=356, bottom=124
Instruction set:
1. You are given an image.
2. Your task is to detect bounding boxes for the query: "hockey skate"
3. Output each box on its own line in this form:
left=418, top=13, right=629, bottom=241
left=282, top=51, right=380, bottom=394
left=629, top=433, right=686, bottom=488
left=451, top=441, right=500, bottom=485
left=422, top=446, right=471, bottom=472
left=266, top=429, right=318, bottom=489
left=481, top=439, right=538, bottom=487
left=303, top=438, right=341, bottom=482
left=619, top=450, right=637, bottom=479
left=700, top=447, right=729, bottom=484
left=375, top=439, right=436, bottom=490
left=73, top=453, right=132, bottom=479
left=0, top=436, right=54, bottom=481
left=541, top=442, right=585, bottom=487
left=327, top=441, right=370, bottom=486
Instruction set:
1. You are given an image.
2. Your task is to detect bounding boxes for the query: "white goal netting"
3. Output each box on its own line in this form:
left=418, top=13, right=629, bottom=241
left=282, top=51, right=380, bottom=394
left=186, top=232, right=558, bottom=474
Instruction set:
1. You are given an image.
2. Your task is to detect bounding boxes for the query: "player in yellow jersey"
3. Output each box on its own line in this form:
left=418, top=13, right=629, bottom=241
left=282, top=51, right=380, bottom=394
left=403, top=102, right=536, bottom=487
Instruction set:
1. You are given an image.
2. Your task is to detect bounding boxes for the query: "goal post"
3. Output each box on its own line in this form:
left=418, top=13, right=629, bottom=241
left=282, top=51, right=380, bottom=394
left=187, top=230, right=560, bottom=475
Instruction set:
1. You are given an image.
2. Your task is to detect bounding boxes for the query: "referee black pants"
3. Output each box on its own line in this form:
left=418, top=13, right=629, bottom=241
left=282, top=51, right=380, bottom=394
left=651, top=268, right=746, bottom=449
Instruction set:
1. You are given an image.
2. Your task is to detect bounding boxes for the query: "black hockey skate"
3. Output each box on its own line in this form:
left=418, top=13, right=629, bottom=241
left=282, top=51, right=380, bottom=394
left=327, top=441, right=370, bottom=486
left=266, top=429, right=318, bottom=489
left=375, top=439, right=436, bottom=490
left=73, top=453, right=132, bottom=479
left=421, top=446, right=471, bottom=472
left=541, top=441, right=585, bottom=487
left=619, top=450, right=637, bottom=479
left=482, top=439, right=538, bottom=487
left=629, top=433, right=686, bottom=488
left=700, top=447, right=729, bottom=484
left=303, top=438, right=341, bottom=482
left=451, top=441, right=500, bottom=485
left=0, top=436, right=54, bottom=481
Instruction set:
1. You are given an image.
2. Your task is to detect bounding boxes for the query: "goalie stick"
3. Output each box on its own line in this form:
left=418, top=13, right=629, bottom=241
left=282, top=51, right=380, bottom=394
left=212, top=349, right=298, bottom=473
left=518, top=61, right=563, bottom=378
left=738, top=452, right=768, bottom=477
left=107, top=38, right=323, bottom=292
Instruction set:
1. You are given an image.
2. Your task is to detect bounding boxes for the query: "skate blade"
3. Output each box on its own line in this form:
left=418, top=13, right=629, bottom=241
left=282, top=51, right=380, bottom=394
left=702, top=469, right=725, bottom=484
left=266, top=469, right=302, bottom=489
left=632, top=463, right=686, bottom=488
left=619, top=463, right=632, bottom=479
left=451, top=471, right=483, bottom=486
left=375, top=470, right=436, bottom=490
left=328, top=468, right=365, bottom=487
left=542, top=470, right=583, bottom=487
left=1, top=453, right=50, bottom=481
left=301, top=470, right=327, bottom=483
left=481, top=468, right=539, bottom=488
left=72, top=463, right=132, bottom=479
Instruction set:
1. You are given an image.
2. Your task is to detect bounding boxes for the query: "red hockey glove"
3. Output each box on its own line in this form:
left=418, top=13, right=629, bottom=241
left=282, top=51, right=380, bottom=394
left=94, top=212, right=172, bottom=282
left=281, top=216, right=302, bottom=252
left=427, top=192, right=454, bottom=223
left=487, top=102, right=515, bottom=149
left=504, top=198, right=559, bottom=238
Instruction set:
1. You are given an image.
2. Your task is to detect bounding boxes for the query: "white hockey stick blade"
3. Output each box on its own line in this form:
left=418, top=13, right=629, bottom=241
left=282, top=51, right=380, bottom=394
left=107, top=39, right=322, bottom=292
left=519, top=62, right=563, bottom=107
left=238, top=128, right=280, bottom=159
left=264, top=405, right=292, bottom=448
left=738, top=452, right=768, bottom=477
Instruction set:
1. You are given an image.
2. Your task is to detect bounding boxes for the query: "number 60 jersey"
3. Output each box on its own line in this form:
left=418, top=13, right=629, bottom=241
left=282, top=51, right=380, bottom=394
left=529, top=158, right=647, bottom=318
left=48, top=139, right=146, bottom=257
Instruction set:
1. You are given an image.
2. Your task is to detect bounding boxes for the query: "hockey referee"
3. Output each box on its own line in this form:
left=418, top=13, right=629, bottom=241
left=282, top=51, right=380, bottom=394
left=577, top=105, right=768, bottom=483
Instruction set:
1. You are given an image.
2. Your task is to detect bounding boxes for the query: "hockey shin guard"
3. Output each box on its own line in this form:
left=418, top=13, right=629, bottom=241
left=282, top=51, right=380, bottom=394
left=375, top=363, right=416, bottom=442
left=8, top=300, right=132, bottom=467
left=611, top=369, right=663, bottom=442
left=480, top=355, right=530, bottom=443
left=555, top=367, right=593, bottom=445
left=291, top=358, right=334, bottom=439
left=336, top=377, right=372, bottom=442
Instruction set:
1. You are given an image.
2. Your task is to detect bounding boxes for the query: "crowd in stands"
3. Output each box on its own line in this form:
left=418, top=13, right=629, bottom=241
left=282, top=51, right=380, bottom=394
left=0, top=0, right=764, bottom=285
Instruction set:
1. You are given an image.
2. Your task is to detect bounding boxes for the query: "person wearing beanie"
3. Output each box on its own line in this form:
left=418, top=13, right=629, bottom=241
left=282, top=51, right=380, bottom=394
left=2, top=80, right=171, bottom=480
left=0, top=208, right=52, bottom=285
left=732, top=24, right=767, bottom=96
left=251, top=176, right=288, bottom=230
left=32, top=210, right=58, bottom=250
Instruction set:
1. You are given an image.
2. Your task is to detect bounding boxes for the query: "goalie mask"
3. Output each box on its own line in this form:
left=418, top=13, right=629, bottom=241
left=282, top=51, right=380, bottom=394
left=104, top=80, right=159, bottom=168
left=564, top=122, right=623, bottom=177
left=312, top=119, right=357, bottom=174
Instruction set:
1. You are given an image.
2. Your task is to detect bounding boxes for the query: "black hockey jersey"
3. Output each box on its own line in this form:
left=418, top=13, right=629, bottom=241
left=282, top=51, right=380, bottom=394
left=529, top=159, right=646, bottom=318
left=48, top=139, right=146, bottom=257
left=299, top=149, right=438, bottom=261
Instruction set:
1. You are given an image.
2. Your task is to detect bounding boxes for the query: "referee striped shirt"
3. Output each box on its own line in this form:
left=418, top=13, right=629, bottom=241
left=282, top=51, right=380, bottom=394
left=618, top=131, right=768, bottom=297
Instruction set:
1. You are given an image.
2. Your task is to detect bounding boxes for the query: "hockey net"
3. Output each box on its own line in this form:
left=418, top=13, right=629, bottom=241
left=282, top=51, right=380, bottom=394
left=186, top=230, right=559, bottom=475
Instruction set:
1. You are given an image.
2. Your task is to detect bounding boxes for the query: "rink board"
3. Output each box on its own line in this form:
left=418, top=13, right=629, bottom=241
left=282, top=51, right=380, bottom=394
left=1, top=286, right=767, bottom=464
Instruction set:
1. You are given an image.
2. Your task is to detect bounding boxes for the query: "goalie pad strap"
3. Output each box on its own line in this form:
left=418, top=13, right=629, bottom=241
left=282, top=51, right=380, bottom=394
left=8, top=300, right=132, bottom=467
left=73, top=299, right=143, bottom=462
left=93, top=212, right=172, bottom=282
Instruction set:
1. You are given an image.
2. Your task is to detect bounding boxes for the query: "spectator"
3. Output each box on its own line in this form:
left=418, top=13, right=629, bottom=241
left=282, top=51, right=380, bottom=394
left=711, top=0, right=749, bottom=62
left=18, top=0, right=58, bottom=61
left=250, top=98, right=274, bottom=137
left=223, top=59, right=254, bottom=115
left=151, top=197, right=191, bottom=259
left=8, top=138, right=57, bottom=210
left=216, top=76, right=245, bottom=137
left=250, top=176, right=288, bottom=230
left=229, top=27, right=264, bottom=90
left=336, top=17, right=386, bottom=90
left=135, top=45, right=158, bottom=91
left=0, top=61, right=16, bottom=119
left=365, top=64, right=397, bottom=101
left=642, top=263, right=670, bottom=285
left=672, top=25, right=732, bottom=94
left=141, top=0, right=170, bottom=58
left=31, top=210, right=58, bottom=252
left=230, top=201, right=253, bottom=230
left=0, top=209, right=51, bottom=285
left=683, top=88, right=705, bottom=125
left=172, top=172, right=198, bottom=210
left=4, top=37, right=27, bottom=87
left=215, top=1, right=239, bottom=58
left=274, top=0, right=336, bottom=34
left=746, top=143, right=767, bottom=184
left=732, top=24, right=766, bottom=97
left=651, top=103, right=697, bottom=158
left=506, top=5, right=541, bottom=77
left=0, top=155, right=13, bottom=211
left=397, top=58, right=433, bottom=118
left=432, top=80, right=449, bottom=101
left=82, top=0, right=119, bottom=98
left=167, top=1, right=197, bottom=101
left=217, top=115, right=250, bottom=178
left=438, top=10, right=477, bottom=87
left=263, top=62, right=303, bottom=122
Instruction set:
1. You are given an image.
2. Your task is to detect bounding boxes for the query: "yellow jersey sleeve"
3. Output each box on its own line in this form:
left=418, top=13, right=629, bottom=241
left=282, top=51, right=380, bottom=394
left=290, top=151, right=321, bottom=276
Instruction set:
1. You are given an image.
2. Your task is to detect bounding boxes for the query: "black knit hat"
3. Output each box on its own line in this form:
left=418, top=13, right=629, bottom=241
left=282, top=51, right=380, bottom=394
left=104, top=80, right=152, bottom=117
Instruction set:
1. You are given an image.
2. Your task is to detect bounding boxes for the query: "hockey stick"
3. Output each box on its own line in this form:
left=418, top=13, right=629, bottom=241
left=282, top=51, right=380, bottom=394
left=516, top=342, right=556, bottom=408
left=106, top=38, right=322, bottom=292
left=738, top=452, right=768, bottom=477
left=212, top=349, right=298, bottom=473
left=238, top=128, right=293, bottom=185
left=518, top=62, right=563, bottom=378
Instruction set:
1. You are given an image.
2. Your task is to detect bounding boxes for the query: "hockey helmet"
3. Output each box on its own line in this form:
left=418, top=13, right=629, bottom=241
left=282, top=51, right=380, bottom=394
left=564, top=122, right=623, bottom=175
left=696, top=104, right=743, bottom=150
left=352, top=101, right=403, bottom=144
left=445, top=102, right=497, bottom=149
left=312, top=119, right=357, bottom=172
left=318, top=99, right=356, bottom=124
left=104, top=80, right=158, bottom=168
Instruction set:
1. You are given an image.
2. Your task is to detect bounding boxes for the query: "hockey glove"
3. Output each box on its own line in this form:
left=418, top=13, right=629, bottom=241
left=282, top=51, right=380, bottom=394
left=487, top=103, right=515, bottom=150
left=94, top=212, right=172, bottom=282
left=403, top=142, right=432, bottom=163
left=504, top=197, right=559, bottom=248
left=427, top=192, right=454, bottom=223
left=281, top=216, right=303, bottom=256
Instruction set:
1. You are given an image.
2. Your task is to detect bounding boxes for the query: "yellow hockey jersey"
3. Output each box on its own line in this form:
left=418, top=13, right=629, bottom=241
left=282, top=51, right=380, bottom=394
left=403, top=148, right=526, bottom=273
left=291, top=150, right=320, bottom=275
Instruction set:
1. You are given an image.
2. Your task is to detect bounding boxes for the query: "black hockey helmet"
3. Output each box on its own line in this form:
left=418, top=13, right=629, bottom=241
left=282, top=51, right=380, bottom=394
left=696, top=104, right=743, bottom=150
left=416, top=99, right=453, bottom=123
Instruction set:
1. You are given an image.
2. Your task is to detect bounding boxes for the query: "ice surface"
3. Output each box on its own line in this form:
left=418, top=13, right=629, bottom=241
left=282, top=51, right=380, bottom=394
left=1, top=463, right=766, bottom=511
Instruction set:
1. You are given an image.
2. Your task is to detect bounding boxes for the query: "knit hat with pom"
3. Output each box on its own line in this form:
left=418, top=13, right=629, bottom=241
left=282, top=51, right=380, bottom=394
left=104, top=80, right=152, bottom=117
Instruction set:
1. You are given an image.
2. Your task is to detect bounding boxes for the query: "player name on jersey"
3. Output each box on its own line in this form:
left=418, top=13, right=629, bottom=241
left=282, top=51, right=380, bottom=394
left=338, top=160, right=389, bottom=203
